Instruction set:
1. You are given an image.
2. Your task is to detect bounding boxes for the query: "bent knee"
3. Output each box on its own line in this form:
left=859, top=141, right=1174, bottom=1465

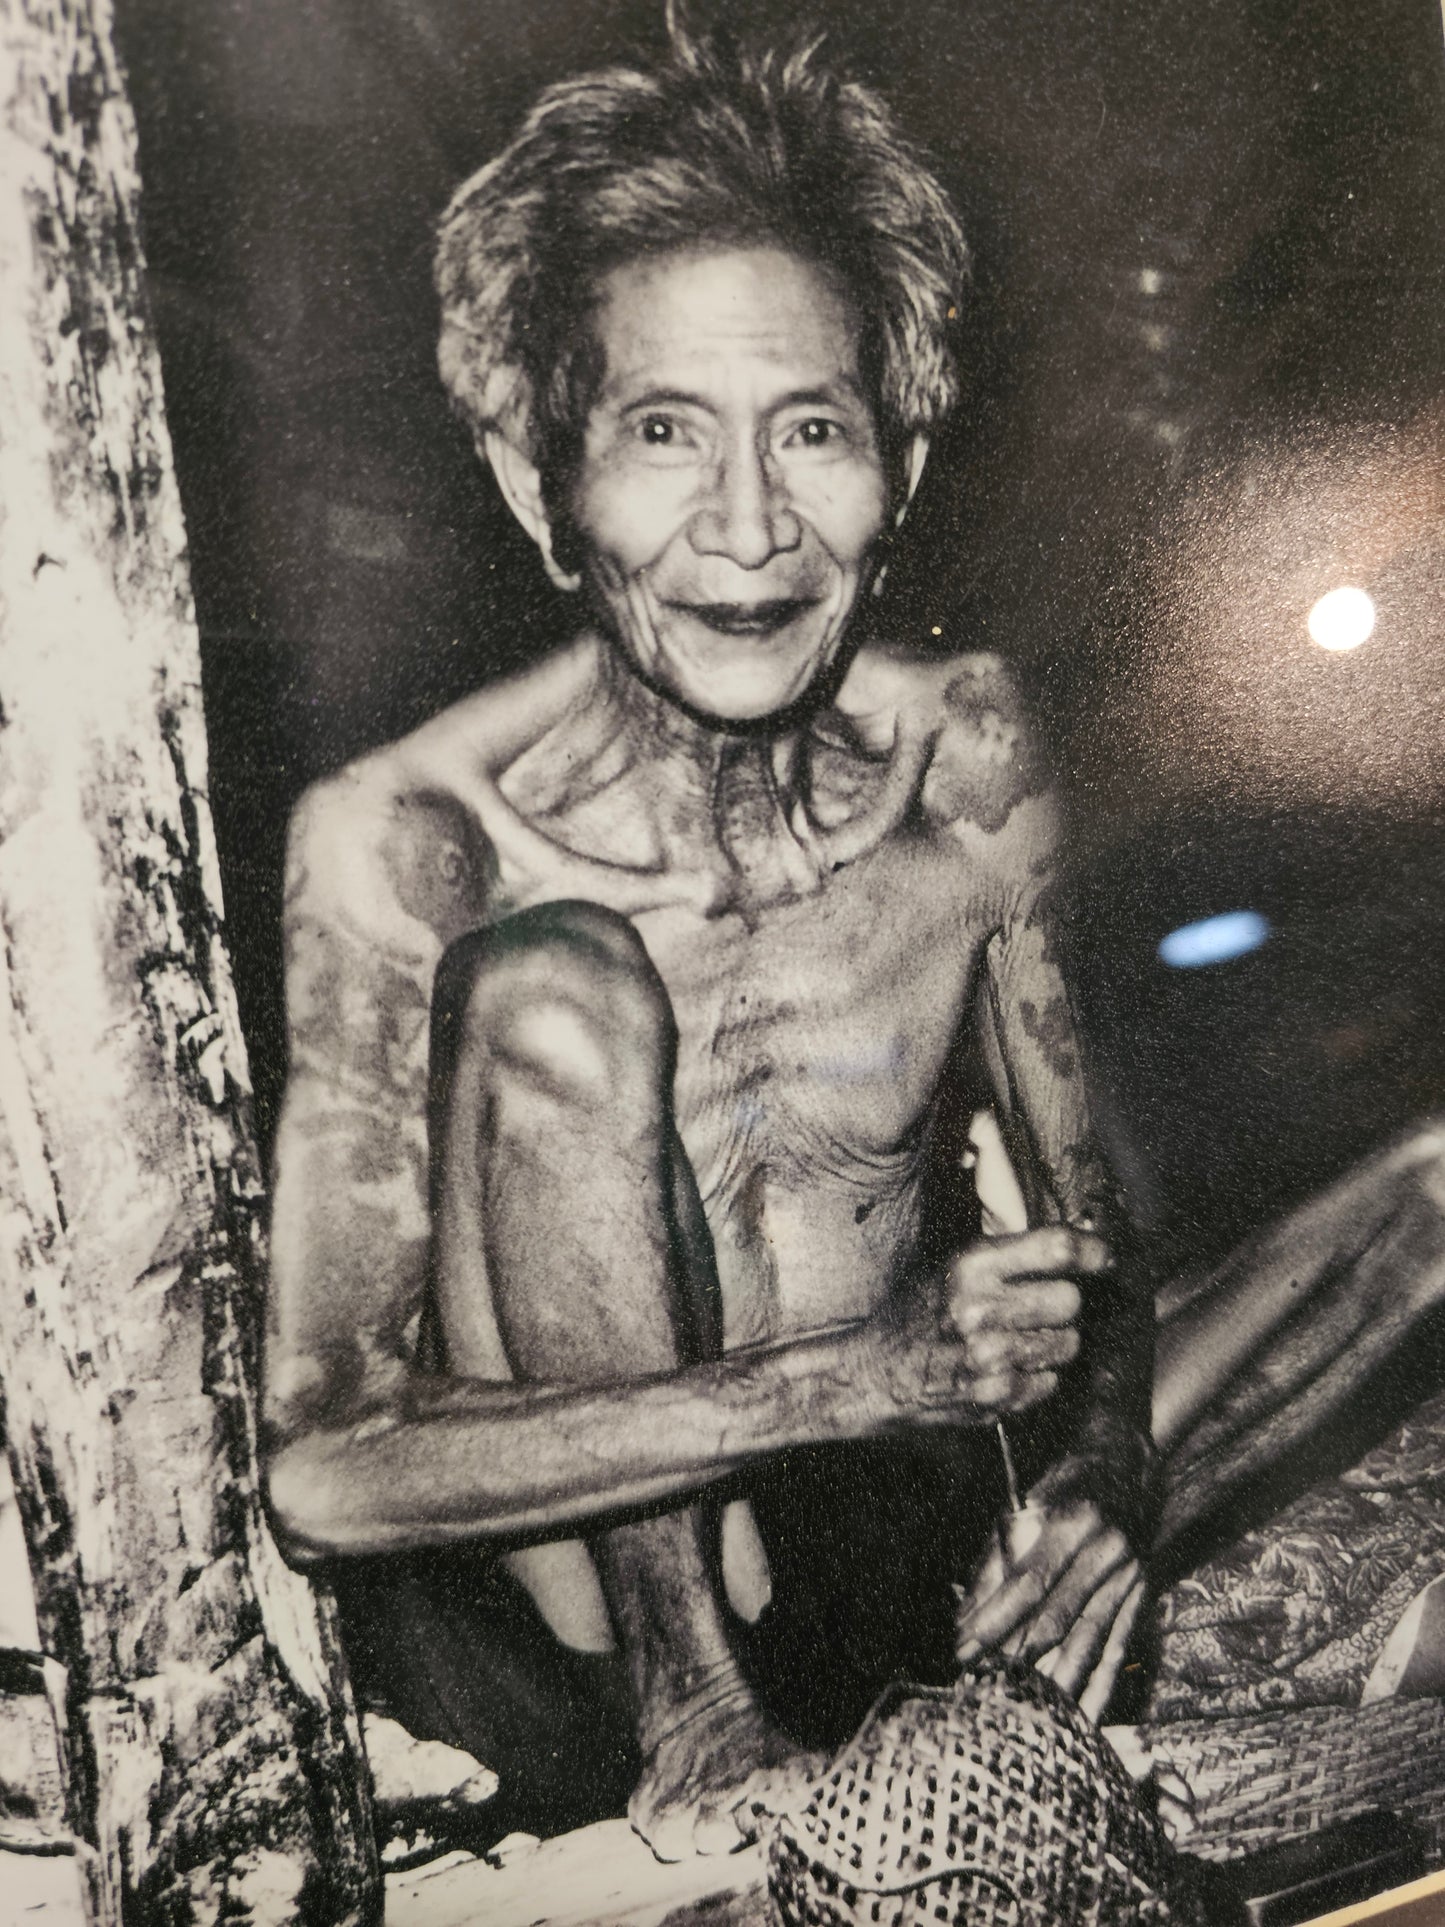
left=523, top=898, right=655, bottom=974
left=435, top=901, right=674, bottom=1110
left=487, top=971, right=672, bottom=1113
left=495, top=995, right=640, bottom=1106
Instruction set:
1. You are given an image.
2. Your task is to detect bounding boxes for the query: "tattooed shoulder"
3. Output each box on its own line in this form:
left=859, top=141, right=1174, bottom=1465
left=288, top=759, right=496, bottom=956
left=269, top=756, right=478, bottom=1433
left=283, top=757, right=498, bottom=1113
left=920, top=652, right=1051, bottom=837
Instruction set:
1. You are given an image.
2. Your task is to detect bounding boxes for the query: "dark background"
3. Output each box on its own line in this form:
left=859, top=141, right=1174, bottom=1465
left=114, top=0, right=1445, bottom=1281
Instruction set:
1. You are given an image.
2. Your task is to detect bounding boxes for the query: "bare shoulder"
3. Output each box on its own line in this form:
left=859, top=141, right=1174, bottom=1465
left=837, top=644, right=1057, bottom=852
left=286, top=750, right=493, bottom=972
left=925, top=652, right=1055, bottom=842
left=286, top=639, right=598, bottom=962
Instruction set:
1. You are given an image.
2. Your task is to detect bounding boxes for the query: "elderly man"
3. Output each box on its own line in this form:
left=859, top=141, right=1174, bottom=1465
left=261, top=19, right=1445, bottom=1861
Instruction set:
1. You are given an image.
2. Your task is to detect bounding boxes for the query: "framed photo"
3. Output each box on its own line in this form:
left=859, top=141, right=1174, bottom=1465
left=3, top=1, right=1444, bottom=1921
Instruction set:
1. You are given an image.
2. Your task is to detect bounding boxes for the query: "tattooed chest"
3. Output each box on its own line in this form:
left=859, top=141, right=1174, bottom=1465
left=658, top=879, right=986, bottom=1183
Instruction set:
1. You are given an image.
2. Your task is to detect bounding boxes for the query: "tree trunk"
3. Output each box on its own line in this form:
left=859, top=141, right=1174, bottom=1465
left=0, top=1, right=378, bottom=1920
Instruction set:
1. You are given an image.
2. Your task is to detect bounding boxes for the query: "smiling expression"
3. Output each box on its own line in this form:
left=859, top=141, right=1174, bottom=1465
left=565, top=246, right=891, bottom=725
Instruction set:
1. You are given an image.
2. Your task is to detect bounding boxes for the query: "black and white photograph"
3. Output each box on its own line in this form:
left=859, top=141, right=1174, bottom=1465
left=1, top=1, right=1444, bottom=1922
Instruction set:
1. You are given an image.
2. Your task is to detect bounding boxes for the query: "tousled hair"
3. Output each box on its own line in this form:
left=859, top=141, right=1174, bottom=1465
left=435, top=17, right=969, bottom=499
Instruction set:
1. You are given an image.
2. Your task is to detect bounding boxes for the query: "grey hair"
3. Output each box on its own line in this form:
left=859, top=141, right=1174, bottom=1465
left=435, top=18, right=969, bottom=491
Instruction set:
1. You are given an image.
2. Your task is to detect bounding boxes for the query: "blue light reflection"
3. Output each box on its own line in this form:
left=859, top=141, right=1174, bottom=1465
left=1158, top=910, right=1271, bottom=970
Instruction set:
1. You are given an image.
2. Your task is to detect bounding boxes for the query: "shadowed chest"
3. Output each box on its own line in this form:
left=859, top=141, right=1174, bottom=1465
left=640, top=830, right=989, bottom=1180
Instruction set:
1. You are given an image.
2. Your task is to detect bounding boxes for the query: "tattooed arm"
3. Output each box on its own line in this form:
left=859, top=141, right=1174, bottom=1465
left=969, top=795, right=1157, bottom=1537
left=931, top=659, right=1157, bottom=1708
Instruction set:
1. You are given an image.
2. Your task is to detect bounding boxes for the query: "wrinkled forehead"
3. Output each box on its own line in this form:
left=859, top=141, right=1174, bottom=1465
left=586, top=243, right=874, bottom=414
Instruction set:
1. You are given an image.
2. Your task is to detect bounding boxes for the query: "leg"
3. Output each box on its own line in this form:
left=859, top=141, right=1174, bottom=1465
left=429, top=900, right=804, bottom=1857
left=745, top=1432, right=1007, bottom=1748
left=1154, top=1118, right=1445, bottom=1556
left=332, top=1544, right=641, bottom=1844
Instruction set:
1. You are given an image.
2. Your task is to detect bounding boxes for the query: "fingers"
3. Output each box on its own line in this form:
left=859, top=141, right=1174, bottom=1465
left=946, top=1227, right=1108, bottom=1342
left=965, top=1366, right=1058, bottom=1417
left=913, top=1359, right=1060, bottom=1428
left=1078, top=1575, right=1147, bottom=1721
left=1100, top=1730, right=1195, bottom=1843
left=945, top=1285, right=1082, bottom=1402
left=1102, top=1726, right=1157, bottom=1785
left=953, top=1226, right=1113, bottom=1292
left=1051, top=1558, right=1142, bottom=1701
left=968, top=1278, right=1084, bottom=1332
left=1153, top=1768, right=1198, bottom=1846
left=1011, top=1519, right=1133, bottom=1659
left=955, top=1322, right=1081, bottom=1375
left=955, top=1505, right=1099, bottom=1662
left=957, top=1492, right=1149, bottom=1723
left=910, top=1227, right=1110, bottom=1428
left=948, top=1272, right=1081, bottom=1340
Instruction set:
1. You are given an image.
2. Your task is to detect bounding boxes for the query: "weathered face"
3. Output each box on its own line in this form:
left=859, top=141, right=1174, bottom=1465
left=568, top=246, right=889, bottom=724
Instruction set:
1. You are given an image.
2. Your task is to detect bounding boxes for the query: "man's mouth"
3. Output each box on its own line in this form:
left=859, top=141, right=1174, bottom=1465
left=668, top=597, right=818, bottom=637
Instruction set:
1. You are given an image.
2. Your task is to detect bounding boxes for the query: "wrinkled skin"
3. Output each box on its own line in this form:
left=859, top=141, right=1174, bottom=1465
left=265, top=244, right=1151, bottom=1858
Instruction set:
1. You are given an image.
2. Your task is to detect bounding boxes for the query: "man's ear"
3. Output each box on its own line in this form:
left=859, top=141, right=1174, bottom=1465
left=483, top=431, right=582, bottom=592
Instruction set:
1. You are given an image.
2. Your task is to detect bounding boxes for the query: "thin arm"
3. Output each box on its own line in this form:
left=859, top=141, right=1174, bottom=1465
left=967, top=785, right=1158, bottom=1537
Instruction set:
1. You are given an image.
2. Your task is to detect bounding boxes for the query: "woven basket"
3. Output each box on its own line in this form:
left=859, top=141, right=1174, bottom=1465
left=1141, top=1695, right=1445, bottom=1866
left=768, top=1666, right=1180, bottom=1927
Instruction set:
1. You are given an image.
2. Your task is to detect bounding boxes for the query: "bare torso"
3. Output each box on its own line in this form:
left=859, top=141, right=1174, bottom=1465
left=290, top=631, right=1072, bottom=1383
left=266, top=620, right=1139, bottom=1782
left=643, top=836, right=976, bottom=1343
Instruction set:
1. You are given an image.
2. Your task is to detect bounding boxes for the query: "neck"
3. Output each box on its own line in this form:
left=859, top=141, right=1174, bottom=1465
left=594, top=635, right=806, bottom=803
left=572, top=635, right=829, bottom=897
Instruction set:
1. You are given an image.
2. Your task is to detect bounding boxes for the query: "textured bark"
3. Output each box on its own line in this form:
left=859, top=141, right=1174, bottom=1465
left=0, top=1, right=378, bottom=1920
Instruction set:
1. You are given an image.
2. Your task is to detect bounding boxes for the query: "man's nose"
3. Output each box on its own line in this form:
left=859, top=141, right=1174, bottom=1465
left=688, top=443, right=801, bottom=568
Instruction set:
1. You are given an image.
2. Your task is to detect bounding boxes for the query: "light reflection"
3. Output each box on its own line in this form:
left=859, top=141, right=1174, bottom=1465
left=1307, top=585, right=1375, bottom=652
left=1159, top=910, right=1271, bottom=969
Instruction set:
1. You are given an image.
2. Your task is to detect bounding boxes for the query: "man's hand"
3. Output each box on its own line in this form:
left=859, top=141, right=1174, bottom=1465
left=848, top=1226, right=1109, bottom=1432
left=954, top=1466, right=1147, bottom=1723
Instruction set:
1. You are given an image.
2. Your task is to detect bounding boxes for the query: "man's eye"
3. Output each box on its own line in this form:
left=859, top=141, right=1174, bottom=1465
left=637, top=416, right=678, bottom=446
left=790, top=418, right=844, bottom=448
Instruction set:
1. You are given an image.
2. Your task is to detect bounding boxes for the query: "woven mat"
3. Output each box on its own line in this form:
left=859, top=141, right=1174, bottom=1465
left=1140, top=1695, right=1445, bottom=1865
left=1141, top=1386, right=1445, bottom=1866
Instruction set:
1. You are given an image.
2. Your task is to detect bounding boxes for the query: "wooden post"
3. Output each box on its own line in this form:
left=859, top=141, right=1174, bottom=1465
left=0, top=0, right=378, bottom=1919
